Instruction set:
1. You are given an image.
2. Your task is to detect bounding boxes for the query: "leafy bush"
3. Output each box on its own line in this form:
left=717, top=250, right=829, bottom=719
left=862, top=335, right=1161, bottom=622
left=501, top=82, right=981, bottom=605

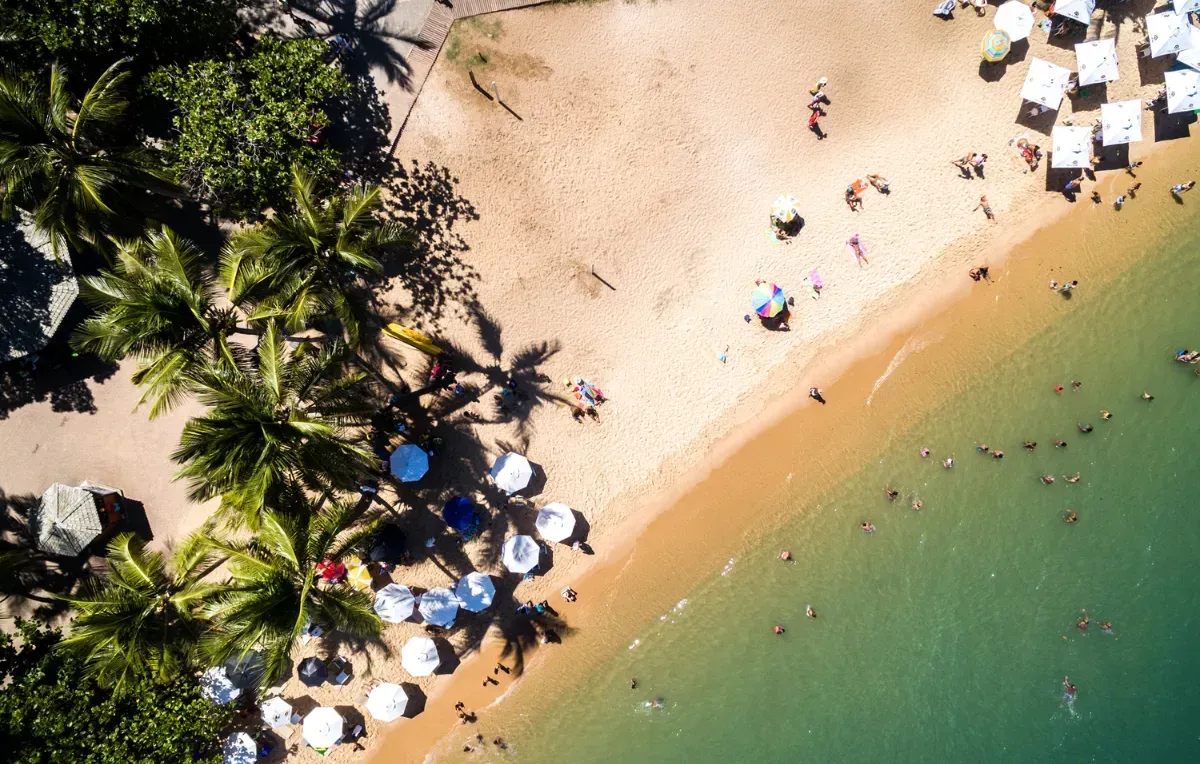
left=0, top=620, right=233, bottom=764
left=147, top=37, right=348, bottom=219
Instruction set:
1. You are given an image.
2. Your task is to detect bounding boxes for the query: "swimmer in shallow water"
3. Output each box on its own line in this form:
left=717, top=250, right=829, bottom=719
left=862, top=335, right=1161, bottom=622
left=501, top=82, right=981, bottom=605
left=1078, top=423, right=1093, bottom=433
left=920, top=447, right=931, bottom=458
left=992, top=449, right=1004, bottom=459
left=806, top=605, right=817, bottom=619
left=1101, top=410, right=1112, bottom=420
left=1041, top=474, right=1055, bottom=484
left=773, top=625, right=785, bottom=635
left=861, top=522, right=875, bottom=533
left=1076, top=608, right=1089, bottom=630
left=1061, top=676, right=1077, bottom=706
left=1063, top=510, right=1078, bottom=524
left=976, top=442, right=989, bottom=453
left=1054, top=440, right=1067, bottom=448
left=885, top=483, right=899, bottom=501
left=1065, top=473, right=1081, bottom=483
left=1023, top=441, right=1037, bottom=451
left=911, top=498, right=923, bottom=510
left=1100, top=621, right=1113, bottom=634
left=943, top=456, right=955, bottom=469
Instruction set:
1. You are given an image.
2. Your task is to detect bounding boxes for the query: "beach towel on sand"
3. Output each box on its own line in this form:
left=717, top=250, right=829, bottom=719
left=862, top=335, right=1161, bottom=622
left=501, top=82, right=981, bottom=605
left=933, top=0, right=955, bottom=17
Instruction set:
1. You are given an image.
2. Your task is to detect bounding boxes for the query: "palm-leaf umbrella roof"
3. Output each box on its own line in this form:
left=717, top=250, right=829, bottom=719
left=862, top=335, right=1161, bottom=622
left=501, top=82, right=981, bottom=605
left=33, top=483, right=102, bottom=556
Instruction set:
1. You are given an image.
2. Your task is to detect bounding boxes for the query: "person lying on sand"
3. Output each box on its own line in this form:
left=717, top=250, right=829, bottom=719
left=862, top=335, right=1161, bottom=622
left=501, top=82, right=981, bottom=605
left=866, top=173, right=889, bottom=193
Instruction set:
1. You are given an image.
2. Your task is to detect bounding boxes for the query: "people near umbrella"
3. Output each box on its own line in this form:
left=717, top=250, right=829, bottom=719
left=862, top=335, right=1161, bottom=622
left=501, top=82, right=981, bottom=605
left=199, top=666, right=241, bottom=705
left=346, top=558, right=374, bottom=591
left=315, top=558, right=346, bottom=583
left=418, top=587, right=459, bottom=629
left=368, top=523, right=407, bottom=569
left=502, top=534, right=541, bottom=574
left=442, top=496, right=482, bottom=538
left=298, top=656, right=328, bottom=687
left=302, top=707, right=344, bottom=750
left=1051, top=126, right=1092, bottom=170
left=993, top=1, right=1034, bottom=41
left=770, top=194, right=803, bottom=239
left=1051, top=0, right=1094, bottom=26
left=366, top=682, right=410, bottom=722
left=489, top=452, right=534, bottom=495
left=32, top=483, right=107, bottom=557
left=455, top=572, right=496, bottom=613
left=751, top=281, right=787, bottom=320
left=389, top=443, right=430, bottom=483
left=401, top=636, right=441, bottom=677
left=981, top=29, right=1011, bottom=63
left=261, top=696, right=294, bottom=729
left=223, top=732, right=257, bottom=764
left=374, top=583, right=416, bottom=623
left=535, top=502, right=576, bottom=543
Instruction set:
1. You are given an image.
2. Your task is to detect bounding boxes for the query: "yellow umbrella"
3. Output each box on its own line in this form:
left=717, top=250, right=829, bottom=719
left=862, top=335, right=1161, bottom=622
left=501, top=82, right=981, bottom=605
left=382, top=324, right=442, bottom=356
left=346, top=563, right=374, bottom=591
left=981, top=29, right=1011, bottom=62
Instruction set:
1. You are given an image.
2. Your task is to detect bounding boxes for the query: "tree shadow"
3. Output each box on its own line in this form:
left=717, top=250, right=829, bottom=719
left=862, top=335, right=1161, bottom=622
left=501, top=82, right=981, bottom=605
left=289, top=0, right=434, bottom=90
left=0, top=217, right=78, bottom=364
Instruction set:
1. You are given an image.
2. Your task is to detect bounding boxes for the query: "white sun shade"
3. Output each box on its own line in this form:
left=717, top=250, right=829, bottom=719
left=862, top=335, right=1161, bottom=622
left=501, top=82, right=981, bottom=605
left=1053, top=0, right=1095, bottom=24
left=374, top=583, right=416, bottom=623
left=455, top=572, right=496, bottom=613
left=770, top=194, right=800, bottom=223
left=1166, top=67, right=1200, bottom=112
left=995, top=1, right=1035, bottom=41
left=489, top=452, right=533, bottom=495
left=1021, top=58, right=1072, bottom=109
left=1177, top=25, right=1200, bottom=71
left=1051, top=126, right=1093, bottom=169
left=260, top=696, right=294, bottom=729
left=501, top=534, right=540, bottom=574
left=401, top=636, right=441, bottom=677
left=366, top=682, right=410, bottom=722
left=1174, top=0, right=1200, bottom=14
left=1100, top=100, right=1143, bottom=146
left=1147, top=12, right=1192, bottom=57
left=302, top=707, right=344, bottom=749
left=535, top=502, right=576, bottom=543
left=417, top=587, right=459, bottom=629
left=223, top=732, right=256, bottom=764
left=200, top=667, right=241, bottom=705
left=1075, top=39, right=1118, bottom=85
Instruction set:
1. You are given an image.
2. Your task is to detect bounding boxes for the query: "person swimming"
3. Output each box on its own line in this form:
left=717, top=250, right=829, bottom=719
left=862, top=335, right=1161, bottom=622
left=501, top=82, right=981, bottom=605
left=943, top=456, right=955, bottom=469
left=1100, top=621, right=1113, bottom=634
left=1063, top=510, right=1078, bottom=523
left=1023, top=441, right=1037, bottom=451
left=861, top=522, right=875, bottom=533
left=1142, top=391, right=1154, bottom=401
left=1101, top=410, right=1112, bottom=420
left=1078, top=423, right=1093, bottom=433
left=806, top=605, right=817, bottom=619
left=976, top=443, right=989, bottom=453
left=911, top=498, right=923, bottom=510
left=1041, top=474, right=1055, bottom=484
left=991, top=449, right=1004, bottom=459
left=773, top=625, right=785, bottom=634
left=920, top=447, right=931, bottom=458
left=779, top=550, right=792, bottom=561
left=1054, top=440, right=1067, bottom=448
left=1076, top=608, right=1089, bottom=630
left=1061, top=676, right=1077, bottom=706
left=1065, top=473, right=1081, bottom=483
left=885, top=483, right=899, bottom=500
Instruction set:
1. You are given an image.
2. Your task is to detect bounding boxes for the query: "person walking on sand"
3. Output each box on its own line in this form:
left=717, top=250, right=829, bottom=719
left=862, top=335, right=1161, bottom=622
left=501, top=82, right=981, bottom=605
left=809, top=387, right=826, bottom=404
left=1064, top=178, right=1082, bottom=195
left=975, top=195, right=996, bottom=221
left=809, top=109, right=825, bottom=140
left=847, top=234, right=869, bottom=264
left=952, top=153, right=977, bottom=177
left=1114, top=195, right=1126, bottom=210
left=1129, top=183, right=1141, bottom=198
left=1127, top=160, right=1143, bottom=175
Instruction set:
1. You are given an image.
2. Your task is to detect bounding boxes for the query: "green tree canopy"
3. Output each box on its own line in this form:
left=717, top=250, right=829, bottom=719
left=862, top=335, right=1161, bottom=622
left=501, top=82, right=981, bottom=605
left=0, top=0, right=242, bottom=78
left=0, top=619, right=231, bottom=764
left=147, top=37, right=347, bottom=218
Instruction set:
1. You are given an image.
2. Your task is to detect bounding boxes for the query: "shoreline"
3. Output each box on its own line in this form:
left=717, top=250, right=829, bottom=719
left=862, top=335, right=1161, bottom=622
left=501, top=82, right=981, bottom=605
left=373, top=129, right=1200, bottom=761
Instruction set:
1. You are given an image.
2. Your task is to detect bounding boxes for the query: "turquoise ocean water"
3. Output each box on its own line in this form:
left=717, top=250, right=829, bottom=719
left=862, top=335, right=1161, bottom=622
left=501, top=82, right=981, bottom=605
left=502, top=215, right=1200, bottom=762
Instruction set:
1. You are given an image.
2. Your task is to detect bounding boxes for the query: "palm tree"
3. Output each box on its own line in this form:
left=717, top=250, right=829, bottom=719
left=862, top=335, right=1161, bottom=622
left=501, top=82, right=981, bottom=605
left=200, top=493, right=383, bottom=688
left=172, top=321, right=376, bottom=527
left=71, top=225, right=247, bottom=418
left=0, top=59, right=177, bottom=259
left=220, top=163, right=409, bottom=346
left=57, top=532, right=215, bottom=693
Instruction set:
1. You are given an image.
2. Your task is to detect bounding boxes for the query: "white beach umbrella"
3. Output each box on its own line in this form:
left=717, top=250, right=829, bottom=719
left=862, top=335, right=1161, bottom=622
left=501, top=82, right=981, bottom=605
left=33, top=483, right=102, bottom=556
left=374, top=583, right=417, bottom=623
left=1020, top=58, right=1072, bottom=110
left=1051, top=126, right=1093, bottom=169
left=199, top=666, right=241, bottom=705
left=770, top=194, right=800, bottom=223
left=366, top=682, right=410, bottom=722
left=303, top=707, right=344, bottom=749
left=261, top=696, right=294, bottom=729
left=489, top=452, right=533, bottom=495
left=501, top=534, right=540, bottom=574
left=401, top=636, right=441, bottom=677
left=1174, top=0, right=1200, bottom=14
left=1147, top=12, right=1192, bottom=57
left=418, top=587, right=459, bottom=628
left=1166, top=67, right=1200, bottom=112
left=1052, top=0, right=1094, bottom=24
left=1100, top=100, right=1144, bottom=146
left=1177, top=25, right=1200, bottom=71
left=535, top=502, right=576, bottom=543
left=994, top=1, right=1035, bottom=41
left=389, top=444, right=429, bottom=482
left=223, top=732, right=257, bottom=764
left=1075, top=39, right=1118, bottom=86
left=455, top=572, right=496, bottom=613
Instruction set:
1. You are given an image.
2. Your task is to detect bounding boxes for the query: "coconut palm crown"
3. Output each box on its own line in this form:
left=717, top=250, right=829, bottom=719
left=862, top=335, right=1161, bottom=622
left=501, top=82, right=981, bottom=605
left=220, top=163, right=410, bottom=346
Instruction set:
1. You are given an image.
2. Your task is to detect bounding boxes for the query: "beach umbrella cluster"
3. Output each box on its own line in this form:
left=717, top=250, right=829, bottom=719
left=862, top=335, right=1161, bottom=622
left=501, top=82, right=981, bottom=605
left=1146, top=12, right=1191, bottom=57
left=199, top=666, right=241, bottom=705
left=442, top=496, right=481, bottom=537
left=455, top=572, right=496, bottom=612
left=1052, top=0, right=1095, bottom=25
left=770, top=194, right=800, bottom=224
left=223, top=732, right=256, bottom=764
left=1021, top=57, right=1072, bottom=110
left=751, top=282, right=786, bottom=318
left=1166, top=68, right=1200, bottom=113
left=981, top=29, right=1011, bottom=62
left=298, top=656, right=327, bottom=687
left=389, top=444, right=429, bottom=482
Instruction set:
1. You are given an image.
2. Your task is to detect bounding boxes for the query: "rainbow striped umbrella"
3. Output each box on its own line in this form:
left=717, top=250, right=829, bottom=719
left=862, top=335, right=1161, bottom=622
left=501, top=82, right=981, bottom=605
left=981, top=29, right=1011, bottom=62
left=752, top=283, right=786, bottom=318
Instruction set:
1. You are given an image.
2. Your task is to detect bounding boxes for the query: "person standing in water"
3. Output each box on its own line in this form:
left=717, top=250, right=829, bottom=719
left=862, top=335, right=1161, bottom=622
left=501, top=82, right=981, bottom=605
left=1061, top=676, right=1077, bottom=706
left=885, top=484, right=899, bottom=501
left=1077, top=609, right=1089, bottom=630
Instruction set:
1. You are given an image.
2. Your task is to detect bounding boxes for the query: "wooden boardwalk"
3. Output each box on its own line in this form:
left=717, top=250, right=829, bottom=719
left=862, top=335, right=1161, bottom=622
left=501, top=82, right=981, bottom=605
left=391, top=0, right=551, bottom=142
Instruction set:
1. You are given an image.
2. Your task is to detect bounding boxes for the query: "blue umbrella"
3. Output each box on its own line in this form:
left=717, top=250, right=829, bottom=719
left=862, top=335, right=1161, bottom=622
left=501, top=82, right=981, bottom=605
left=442, top=497, right=481, bottom=538
left=390, top=444, right=429, bottom=482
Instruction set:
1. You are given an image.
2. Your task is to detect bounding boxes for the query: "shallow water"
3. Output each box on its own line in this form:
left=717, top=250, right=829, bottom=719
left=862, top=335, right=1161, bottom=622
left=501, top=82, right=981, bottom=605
left=488, top=212, right=1200, bottom=762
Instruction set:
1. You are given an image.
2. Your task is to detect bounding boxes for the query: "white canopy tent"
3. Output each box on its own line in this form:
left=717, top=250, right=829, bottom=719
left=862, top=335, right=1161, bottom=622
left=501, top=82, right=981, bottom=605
left=1166, top=67, right=1200, bottom=112
left=261, top=696, right=294, bottom=729
left=366, top=682, right=410, bottom=722
left=1147, top=12, right=1192, bottom=57
left=374, top=583, right=416, bottom=623
left=1100, top=100, right=1144, bottom=146
left=1021, top=58, right=1072, bottom=110
left=489, top=452, right=533, bottom=494
left=401, top=636, right=441, bottom=677
left=199, top=667, right=241, bottom=705
left=1174, top=0, right=1200, bottom=14
left=417, top=587, right=459, bottom=628
left=302, top=707, right=344, bottom=749
left=1051, top=126, right=1093, bottom=169
left=223, top=733, right=257, bottom=764
left=535, top=502, right=576, bottom=543
left=1075, top=39, right=1119, bottom=85
left=994, top=1, right=1035, bottom=41
left=1052, top=0, right=1095, bottom=24
left=455, top=572, right=496, bottom=612
left=501, top=534, right=540, bottom=574
left=1177, top=25, right=1200, bottom=71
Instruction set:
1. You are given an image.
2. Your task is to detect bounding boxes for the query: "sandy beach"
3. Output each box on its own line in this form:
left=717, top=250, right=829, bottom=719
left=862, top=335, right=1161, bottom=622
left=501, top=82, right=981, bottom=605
left=1, top=0, right=1191, bottom=760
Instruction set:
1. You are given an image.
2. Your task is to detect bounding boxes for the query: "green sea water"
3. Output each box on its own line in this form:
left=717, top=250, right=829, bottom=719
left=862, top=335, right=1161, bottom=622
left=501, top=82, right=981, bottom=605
left=498, top=212, right=1200, bottom=763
